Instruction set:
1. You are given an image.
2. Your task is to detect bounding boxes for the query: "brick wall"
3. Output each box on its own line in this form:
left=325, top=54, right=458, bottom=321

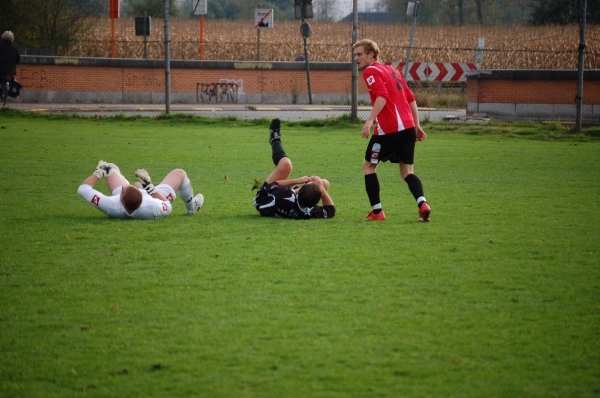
left=16, top=57, right=365, bottom=104
left=14, top=57, right=600, bottom=122
left=466, top=70, right=600, bottom=121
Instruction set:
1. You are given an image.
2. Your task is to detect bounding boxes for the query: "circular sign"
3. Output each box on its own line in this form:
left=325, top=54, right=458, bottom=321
left=300, top=22, right=312, bottom=38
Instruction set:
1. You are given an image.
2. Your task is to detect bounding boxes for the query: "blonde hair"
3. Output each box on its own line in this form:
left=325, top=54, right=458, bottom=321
left=353, top=39, right=380, bottom=61
left=1, top=31, right=14, bottom=42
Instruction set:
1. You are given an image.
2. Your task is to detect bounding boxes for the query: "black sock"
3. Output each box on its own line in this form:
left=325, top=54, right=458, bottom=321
left=365, top=173, right=381, bottom=210
left=404, top=173, right=425, bottom=204
left=271, top=141, right=287, bottom=166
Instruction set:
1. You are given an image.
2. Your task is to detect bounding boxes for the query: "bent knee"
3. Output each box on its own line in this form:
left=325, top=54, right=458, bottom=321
left=279, top=157, right=293, bottom=172
left=363, top=160, right=376, bottom=174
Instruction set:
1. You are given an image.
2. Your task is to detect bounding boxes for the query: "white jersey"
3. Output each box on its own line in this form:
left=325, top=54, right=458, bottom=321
left=78, top=184, right=172, bottom=220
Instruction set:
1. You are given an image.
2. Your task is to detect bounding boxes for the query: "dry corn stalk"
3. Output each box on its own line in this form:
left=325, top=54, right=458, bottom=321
left=64, top=17, right=599, bottom=69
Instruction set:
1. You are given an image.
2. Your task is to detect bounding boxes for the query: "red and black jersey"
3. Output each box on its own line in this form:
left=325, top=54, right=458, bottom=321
left=363, top=62, right=416, bottom=135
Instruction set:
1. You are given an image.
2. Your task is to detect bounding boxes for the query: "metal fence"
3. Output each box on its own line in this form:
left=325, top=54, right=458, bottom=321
left=6, top=0, right=600, bottom=123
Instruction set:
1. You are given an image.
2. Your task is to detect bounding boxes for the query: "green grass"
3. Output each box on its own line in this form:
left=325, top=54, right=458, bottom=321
left=0, top=111, right=599, bottom=397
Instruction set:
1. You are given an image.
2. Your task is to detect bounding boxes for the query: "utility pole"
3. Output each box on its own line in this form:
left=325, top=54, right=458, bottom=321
left=351, top=0, right=358, bottom=120
left=404, top=1, right=420, bottom=79
left=164, top=0, right=170, bottom=114
left=295, top=0, right=313, bottom=104
left=575, top=0, right=587, bottom=131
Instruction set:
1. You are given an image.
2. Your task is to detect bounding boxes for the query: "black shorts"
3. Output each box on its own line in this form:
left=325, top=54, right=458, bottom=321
left=364, top=127, right=416, bottom=165
left=253, top=181, right=275, bottom=210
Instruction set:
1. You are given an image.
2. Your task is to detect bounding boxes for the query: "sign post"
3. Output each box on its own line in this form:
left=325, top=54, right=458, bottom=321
left=135, top=13, right=151, bottom=59
left=255, top=9, right=274, bottom=62
left=294, top=0, right=313, bottom=104
left=404, top=1, right=420, bottom=79
left=110, top=0, right=119, bottom=58
left=193, top=0, right=207, bottom=60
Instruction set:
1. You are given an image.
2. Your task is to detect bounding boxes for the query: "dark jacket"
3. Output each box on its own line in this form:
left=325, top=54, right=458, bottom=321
left=0, top=39, right=21, bottom=76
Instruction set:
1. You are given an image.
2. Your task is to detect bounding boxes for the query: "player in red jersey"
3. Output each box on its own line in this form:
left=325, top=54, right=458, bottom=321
left=353, top=39, right=431, bottom=222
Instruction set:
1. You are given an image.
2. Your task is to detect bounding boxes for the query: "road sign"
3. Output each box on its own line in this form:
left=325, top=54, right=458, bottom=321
left=388, top=62, right=479, bottom=82
left=255, top=9, right=274, bottom=29
left=294, top=0, right=313, bottom=19
left=110, top=0, right=119, bottom=18
left=300, top=22, right=311, bottom=38
left=135, top=16, right=151, bottom=36
left=193, top=0, right=207, bottom=15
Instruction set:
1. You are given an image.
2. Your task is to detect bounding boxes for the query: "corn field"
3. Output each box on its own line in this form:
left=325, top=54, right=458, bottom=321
left=65, top=17, right=599, bottom=69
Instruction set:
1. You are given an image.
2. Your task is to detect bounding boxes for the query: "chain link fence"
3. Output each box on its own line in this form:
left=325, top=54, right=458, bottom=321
left=7, top=0, right=600, bottom=123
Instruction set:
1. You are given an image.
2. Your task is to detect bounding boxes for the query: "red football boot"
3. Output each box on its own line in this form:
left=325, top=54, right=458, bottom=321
left=365, top=210, right=386, bottom=221
left=418, top=202, right=431, bottom=222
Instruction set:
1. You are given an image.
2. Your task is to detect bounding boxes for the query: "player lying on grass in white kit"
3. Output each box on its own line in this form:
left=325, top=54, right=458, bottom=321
left=78, top=161, right=204, bottom=220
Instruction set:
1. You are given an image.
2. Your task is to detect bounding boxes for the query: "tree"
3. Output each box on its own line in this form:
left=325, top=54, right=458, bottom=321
left=0, top=0, right=30, bottom=43
left=476, top=0, right=484, bottom=23
left=75, top=0, right=106, bottom=15
left=529, top=0, right=600, bottom=24
left=205, top=0, right=240, bottom=19
left=381, top=0, right=545, bottom=25
left=385, top=0, right=455, bottom=25
left=122, top=0, right=179, bottom=18
left=0, top=0, right=103, bottom=54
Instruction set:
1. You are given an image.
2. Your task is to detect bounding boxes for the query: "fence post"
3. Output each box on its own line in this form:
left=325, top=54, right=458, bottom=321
left=351, top=0, right=358, bottom=120
left=164, top=0, right=171, bottom=114
left=476, top=37, right=484, bottom=64
left=256, top=3, right=261, bottom=61
left=301, top=21, right=312, bottom=104
left=404, top=1, right=419, bottom=79
left=143, top=11, right=148, bottom=60
left=576, top=0, right=587, bottom=131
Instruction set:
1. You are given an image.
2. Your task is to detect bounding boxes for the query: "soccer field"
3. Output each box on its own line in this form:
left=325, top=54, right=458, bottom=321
left=0, top=112, right=599, bottom=397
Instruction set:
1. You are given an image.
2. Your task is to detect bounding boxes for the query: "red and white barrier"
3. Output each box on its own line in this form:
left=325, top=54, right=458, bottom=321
left=383, top=62, right=479, bottom=82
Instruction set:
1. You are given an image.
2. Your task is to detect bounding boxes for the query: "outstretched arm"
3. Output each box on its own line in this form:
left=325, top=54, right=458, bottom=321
left=81, top=160, right=110, bottom=188
left=81, top=174, right=100, bottom=188
left=78, top=176, right=110, bottom=214
left=276, top=176, right=310, bottom=186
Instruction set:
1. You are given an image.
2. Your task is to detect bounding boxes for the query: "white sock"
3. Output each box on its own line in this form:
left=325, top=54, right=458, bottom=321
left=177, top=175, right=195, bottom=211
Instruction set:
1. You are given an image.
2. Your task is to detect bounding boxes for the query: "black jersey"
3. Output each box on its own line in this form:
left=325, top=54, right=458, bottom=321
left=253, top=182, right=335, bottom=219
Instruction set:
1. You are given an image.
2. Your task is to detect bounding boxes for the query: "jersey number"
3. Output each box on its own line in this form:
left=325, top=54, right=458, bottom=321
left=389, top=68, right=403, bottom=91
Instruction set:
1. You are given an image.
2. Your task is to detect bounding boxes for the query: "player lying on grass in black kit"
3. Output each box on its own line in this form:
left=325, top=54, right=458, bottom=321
left=253, top=119, right=335, bottom=220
